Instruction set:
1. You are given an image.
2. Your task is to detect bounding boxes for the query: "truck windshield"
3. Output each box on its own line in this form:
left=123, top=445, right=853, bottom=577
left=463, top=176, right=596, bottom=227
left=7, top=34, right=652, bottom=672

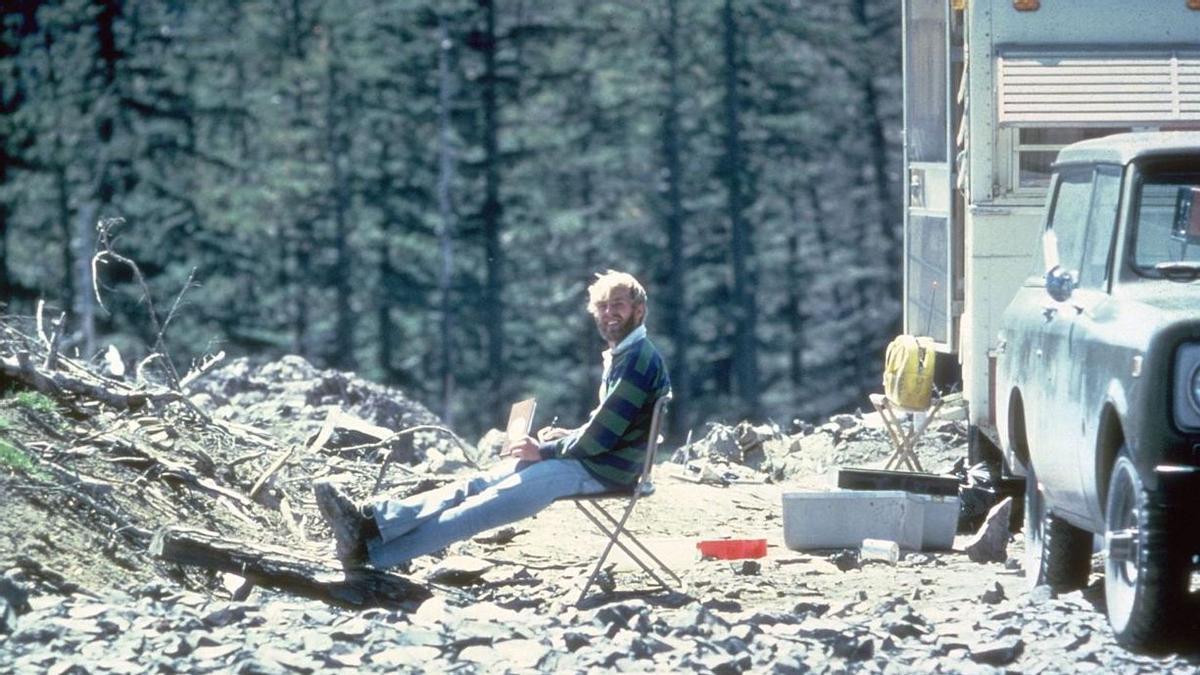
left=1132, top=161, right=1200, bottom=276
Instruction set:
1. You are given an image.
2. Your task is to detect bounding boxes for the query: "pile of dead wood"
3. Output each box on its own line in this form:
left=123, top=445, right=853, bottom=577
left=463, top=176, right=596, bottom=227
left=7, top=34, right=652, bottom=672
left=0, top=313, right=441, bottom=608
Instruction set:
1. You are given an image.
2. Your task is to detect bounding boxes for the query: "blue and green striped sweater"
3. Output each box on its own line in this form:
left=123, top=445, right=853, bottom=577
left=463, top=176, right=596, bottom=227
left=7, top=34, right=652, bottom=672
left=537, top=330, right=670, bottom=489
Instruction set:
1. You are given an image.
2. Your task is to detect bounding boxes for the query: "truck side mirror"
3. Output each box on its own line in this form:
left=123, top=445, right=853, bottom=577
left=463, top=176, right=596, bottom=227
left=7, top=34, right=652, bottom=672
left=1045, top=265, right=1075, bottom=302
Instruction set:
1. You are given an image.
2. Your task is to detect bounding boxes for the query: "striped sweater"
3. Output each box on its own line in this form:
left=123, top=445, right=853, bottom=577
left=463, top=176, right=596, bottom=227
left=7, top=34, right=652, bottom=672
left=538, top=330, right=670, bottom=489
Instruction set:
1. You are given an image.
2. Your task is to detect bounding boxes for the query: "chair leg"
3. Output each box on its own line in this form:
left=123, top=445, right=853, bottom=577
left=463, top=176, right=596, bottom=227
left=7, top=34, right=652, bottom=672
left=579, top=502, right=681, bottom=586
left=575, top=503, right=679, bottom=590
left=573, top=500, right=677, bottom=605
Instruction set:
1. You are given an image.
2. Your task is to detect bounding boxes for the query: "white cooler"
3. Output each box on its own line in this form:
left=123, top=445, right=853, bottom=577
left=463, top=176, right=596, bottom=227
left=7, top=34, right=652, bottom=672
left=782, top=489, right=959, bottom=551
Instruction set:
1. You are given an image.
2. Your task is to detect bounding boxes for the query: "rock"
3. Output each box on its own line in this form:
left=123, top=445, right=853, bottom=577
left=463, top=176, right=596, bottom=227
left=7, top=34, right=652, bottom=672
left=887, top=621, right=926, bottom=640
left=790, top=601, right=830, bottom=618
left=967, top=637, right=1024, bottom=666
left=796, top=617, right=851, bottom=641
left=202, top=603, right=252, bottom=628
left=829, top=549, right=860, bottom=571
left=1027, top=585, right=1054, bottom=605
left=192, top=642, right=241, bottom=661
left=666, top=604, right=728, bottom=637
left=423, top=555, right=492, bottom=586
left=962, top=497, right=1013, bottom=563
left=693, top=651, right=752, bottom=675
left=473, top=430, right=508, bottom=466
left=737, top=560, right=761, bottom=576
left=67, top=604, right=107, bottom=620
left=562, top=630, right=591, bottom=652
left=979, top=581, right=1006, bottom=605
left=370, top=645, right=441, bottom=666
left=472, top=526, right=523, bottom=545
left=745, top=610, right=795, bottom=626
left=631, top=634, right=675, bottom=659
left=493, top=639, right=549, bottom=668
left=829, top=414, right=858, bottom=430
left=0, top=576, right=31, bottom=633
left=255, top=646, right=320, bottom=673
left=330, top=617, right=372, bottom=639
left=591, top=601, right=650, bottom=636
left=300, top=630, right=333, bottom=652
left=692, top=425, right=742, bottom=463
left=834, top=634, right=875, bottom=662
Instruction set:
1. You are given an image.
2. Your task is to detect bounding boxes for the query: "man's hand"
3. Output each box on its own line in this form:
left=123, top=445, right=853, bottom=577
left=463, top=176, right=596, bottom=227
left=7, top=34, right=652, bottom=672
left=505, top=436, right=542, bottom=462
left=536, top=426, right=570, bottom=442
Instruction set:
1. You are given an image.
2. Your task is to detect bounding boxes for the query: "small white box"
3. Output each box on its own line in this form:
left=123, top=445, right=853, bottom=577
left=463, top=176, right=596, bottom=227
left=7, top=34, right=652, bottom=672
left=782, top=490, right=924, bottom=551
left=906, top=492, right=960, bottom=550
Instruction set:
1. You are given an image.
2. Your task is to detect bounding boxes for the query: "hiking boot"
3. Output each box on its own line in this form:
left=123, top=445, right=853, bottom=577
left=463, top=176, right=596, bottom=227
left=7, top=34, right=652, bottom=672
left=313, top=479, right=369, bottom=567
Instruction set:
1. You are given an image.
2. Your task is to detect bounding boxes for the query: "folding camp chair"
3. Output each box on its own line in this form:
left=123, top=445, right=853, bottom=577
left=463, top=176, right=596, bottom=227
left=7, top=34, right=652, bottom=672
left=565, top=392, right=680, bottom=606
left=869, top=392, right=944, bottom=473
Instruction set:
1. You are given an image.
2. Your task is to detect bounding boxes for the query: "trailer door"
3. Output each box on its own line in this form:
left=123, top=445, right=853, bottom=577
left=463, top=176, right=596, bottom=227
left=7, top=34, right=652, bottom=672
left=902, top=0, right=956, bottom=348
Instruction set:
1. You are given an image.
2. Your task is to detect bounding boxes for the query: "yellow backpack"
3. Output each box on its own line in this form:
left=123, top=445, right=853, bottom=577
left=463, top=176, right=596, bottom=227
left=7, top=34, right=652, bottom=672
left=883, top=335, right=936, bottom=410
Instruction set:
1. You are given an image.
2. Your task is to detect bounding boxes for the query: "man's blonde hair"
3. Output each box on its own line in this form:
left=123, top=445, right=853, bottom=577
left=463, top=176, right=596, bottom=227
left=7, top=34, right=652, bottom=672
left=587, top=270, right=647, bottom=316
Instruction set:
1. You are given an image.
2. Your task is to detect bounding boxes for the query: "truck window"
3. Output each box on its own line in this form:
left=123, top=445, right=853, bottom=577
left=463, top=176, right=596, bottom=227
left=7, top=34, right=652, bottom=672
left=1133, top=163, right=1200, bottom=270
left=1046, top=168, right=1095, bottom=276
left=1077, top=166, right=1123, bottom=290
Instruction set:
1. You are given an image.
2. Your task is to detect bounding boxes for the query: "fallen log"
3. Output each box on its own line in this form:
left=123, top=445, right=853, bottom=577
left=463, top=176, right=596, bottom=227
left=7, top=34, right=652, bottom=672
left=149, top=526, right=430, bottom=608
left=0, top=352, right=183, bottom=410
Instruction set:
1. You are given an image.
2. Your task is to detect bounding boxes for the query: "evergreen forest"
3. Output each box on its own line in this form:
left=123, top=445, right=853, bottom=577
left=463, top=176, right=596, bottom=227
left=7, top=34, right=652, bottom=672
left=0, top=0, right=904, bottom=439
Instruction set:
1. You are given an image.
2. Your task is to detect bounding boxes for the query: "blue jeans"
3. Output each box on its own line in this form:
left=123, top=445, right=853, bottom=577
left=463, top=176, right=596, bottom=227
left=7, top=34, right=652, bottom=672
left=366, top=458, right=608, bottom=569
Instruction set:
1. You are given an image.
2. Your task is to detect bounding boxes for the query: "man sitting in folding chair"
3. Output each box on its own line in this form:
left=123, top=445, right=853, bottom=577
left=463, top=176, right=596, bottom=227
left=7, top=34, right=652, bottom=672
left=314, top=271, right=671, bottom=587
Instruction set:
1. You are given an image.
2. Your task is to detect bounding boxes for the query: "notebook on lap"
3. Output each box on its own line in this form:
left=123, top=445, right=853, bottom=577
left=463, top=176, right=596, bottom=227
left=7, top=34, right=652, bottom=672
left=506, top=398, right=536, bottom=445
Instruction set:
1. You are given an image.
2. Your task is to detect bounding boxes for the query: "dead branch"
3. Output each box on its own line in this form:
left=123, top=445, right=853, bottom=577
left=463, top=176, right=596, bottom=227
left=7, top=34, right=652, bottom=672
left=15, top=452, right=153, bottom=548
left=360, top=425, right=464, bottom=492
left=1, top=352, right=186, bottom=411
left=149, top=526, right=431, bottom=608
left=89, top=432, right=264, bottom=525
left=178, top=350, right=226, bottom=390
left=157, top=266, right=197, bottom=350
left=249, top=408, right=342, bottom=499
left=92, top=217, right=181, bottom=389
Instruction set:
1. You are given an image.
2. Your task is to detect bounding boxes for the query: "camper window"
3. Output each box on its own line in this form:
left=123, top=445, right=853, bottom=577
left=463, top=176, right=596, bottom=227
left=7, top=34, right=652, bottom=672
left=1008, top=127, right=1128, bottom=193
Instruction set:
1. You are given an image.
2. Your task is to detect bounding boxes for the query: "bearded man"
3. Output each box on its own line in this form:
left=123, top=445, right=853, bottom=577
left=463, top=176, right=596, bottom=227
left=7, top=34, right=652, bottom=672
left=314, top=270, right=671, bottom=569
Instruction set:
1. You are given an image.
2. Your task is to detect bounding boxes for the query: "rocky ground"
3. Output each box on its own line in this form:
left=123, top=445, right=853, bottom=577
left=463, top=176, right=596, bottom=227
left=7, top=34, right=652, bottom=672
left=1, top=336, right=1198, bottom=673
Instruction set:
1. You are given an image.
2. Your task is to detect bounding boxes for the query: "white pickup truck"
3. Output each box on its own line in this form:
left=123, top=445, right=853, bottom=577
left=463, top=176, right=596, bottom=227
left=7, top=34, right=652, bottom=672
left=994, top=132, right=1200, bottom=651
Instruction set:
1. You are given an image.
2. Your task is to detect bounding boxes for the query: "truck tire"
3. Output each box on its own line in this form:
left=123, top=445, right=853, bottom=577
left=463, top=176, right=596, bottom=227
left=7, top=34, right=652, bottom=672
left=1024, top=463, right=1090, bottom=592
left=1104, top=453, right=1190, bottom=652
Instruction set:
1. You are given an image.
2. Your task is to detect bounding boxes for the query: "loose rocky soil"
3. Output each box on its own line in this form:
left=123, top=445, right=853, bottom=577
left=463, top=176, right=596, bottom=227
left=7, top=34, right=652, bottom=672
left=1, top=353, right=1198, bottom=674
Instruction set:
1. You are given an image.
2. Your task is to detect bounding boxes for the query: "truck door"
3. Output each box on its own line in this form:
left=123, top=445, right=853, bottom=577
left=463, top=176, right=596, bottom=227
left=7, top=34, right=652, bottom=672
left=1038, top=165, right=1102, bottom=519
left=1063, top=165, right=1123, bottom=521
left=902, top=0, right=957, bottom=348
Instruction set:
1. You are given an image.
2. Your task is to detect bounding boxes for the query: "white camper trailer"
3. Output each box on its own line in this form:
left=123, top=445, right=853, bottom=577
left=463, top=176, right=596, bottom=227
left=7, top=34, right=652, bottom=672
left=902, top=0, right=1200, bottom=459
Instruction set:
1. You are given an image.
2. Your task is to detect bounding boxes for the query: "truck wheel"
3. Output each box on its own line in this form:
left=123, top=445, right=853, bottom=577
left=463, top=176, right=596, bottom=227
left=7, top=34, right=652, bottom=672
left=1104, top=454, right=1188, bottom=652
left=1024, top=463, right=1090, bottom=592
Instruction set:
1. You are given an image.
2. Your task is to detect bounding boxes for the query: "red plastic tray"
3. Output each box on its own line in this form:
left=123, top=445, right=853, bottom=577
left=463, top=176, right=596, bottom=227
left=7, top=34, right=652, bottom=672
left=696, top=538, right=767, bottom=560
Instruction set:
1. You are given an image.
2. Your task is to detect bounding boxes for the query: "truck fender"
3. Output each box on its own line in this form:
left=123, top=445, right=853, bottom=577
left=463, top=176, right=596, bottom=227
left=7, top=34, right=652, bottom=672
left=1093, top=381, right=1130, bottom=517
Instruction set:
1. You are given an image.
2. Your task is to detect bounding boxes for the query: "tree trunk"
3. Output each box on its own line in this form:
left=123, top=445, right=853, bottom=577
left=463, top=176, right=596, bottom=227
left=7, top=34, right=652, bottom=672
left=784, top=181, right=805, bottom=396
left=437, top=14, right=457, bottom=426
left=72, top=204, right=97, bottom=357
left=55, top=163, right=74, bottom=318
left=659, top=0, right=690, bottom=436
left=375, top=140, right=399, bottom=384
left=292, top=219, right=312, bottom=358
left=721, top=0, right=758, bottom=415
left=481, top=0, right=505, bottom=413
left=0, top=209, right=8, bottom=305
left=327, top=43, right=356, bottom=370
left=851, top=0, right=897, bottom=258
